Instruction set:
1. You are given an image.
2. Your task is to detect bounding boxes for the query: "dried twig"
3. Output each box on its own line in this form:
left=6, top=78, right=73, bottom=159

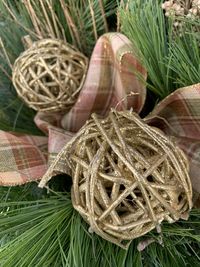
left=98, top=0, right=108, bottom=32
left=89, top=0, right=98, bottom=41
left=59, top=0, right=81, bottom=49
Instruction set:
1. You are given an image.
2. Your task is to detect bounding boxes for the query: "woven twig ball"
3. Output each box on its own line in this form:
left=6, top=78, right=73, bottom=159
left=12, top=39, right=88, bottom=112
left=65, top=110, right=192, bottom=249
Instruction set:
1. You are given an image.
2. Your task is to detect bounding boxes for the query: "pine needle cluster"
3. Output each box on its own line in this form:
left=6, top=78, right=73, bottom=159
left=120, top=0, right=200, bottom=99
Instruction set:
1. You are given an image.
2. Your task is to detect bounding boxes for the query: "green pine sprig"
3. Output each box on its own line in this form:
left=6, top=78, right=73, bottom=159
left=119, top=0, right=200, bottom=99
left=167, top=19, right=200, bottom=87
left=0, top=186, right=200, bottom=267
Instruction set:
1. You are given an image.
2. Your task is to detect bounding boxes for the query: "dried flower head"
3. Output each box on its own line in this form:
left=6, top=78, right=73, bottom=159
left=162, top=0, right=200, bottom=36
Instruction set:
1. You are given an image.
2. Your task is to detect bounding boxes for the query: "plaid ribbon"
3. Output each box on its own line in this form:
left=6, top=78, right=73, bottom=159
left=0, top=33, right=200, bottom=206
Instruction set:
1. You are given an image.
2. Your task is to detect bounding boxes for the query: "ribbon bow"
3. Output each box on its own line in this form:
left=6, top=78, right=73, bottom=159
left=0, top=33, right=199, bottom=206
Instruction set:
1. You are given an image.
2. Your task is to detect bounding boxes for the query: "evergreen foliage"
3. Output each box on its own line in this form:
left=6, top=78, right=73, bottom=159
left=120, top=0, right=200, bottom=99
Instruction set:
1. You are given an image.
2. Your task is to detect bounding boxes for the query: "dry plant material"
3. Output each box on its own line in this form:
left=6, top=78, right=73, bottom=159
left=64, top=110, right=193, bottom=249
left=12, top=38, right=88, bottom=112
left=162, top=0, right=200, bottom=35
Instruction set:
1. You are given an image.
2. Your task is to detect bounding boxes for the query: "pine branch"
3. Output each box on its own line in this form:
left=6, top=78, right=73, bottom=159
left=0, top=186, right=200, bottom=267
left=120, top=0, right=175, bottom=99
left=119, top=0, right=200, bottom=99
left=167, top=18, right=200, bottom=86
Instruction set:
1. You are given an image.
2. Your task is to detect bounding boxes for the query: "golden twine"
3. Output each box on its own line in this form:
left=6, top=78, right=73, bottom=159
left=63, top=110, right=192, bottom=249
left=12, top=38, right=88, bottom=112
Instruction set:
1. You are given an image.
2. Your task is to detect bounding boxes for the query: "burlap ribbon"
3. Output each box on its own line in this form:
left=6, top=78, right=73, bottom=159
left=0, top=33, right=199, bottom=205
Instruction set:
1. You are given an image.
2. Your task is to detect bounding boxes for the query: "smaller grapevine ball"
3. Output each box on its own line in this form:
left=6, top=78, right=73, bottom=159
left=12, top=39, right=88, bottom=112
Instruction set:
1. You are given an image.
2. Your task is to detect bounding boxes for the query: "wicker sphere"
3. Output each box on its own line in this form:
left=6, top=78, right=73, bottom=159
left=66, top=110, right=192, bottom=249
left=12, top=39, right=88, bottom=112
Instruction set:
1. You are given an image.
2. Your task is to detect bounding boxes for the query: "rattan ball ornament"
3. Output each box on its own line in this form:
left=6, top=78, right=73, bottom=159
left=12, top=38, right=88, bottom=112
left=65, top=110, right=192, bottom=249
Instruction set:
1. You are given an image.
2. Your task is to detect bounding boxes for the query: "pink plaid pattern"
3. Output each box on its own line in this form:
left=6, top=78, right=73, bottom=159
left=145, top=83, right=200, bottom=205
left=61, top=33, right=147, bottom=132
left=0, top=131, right=47, bottom=185
left=0, top=33, right=200, bottom=206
